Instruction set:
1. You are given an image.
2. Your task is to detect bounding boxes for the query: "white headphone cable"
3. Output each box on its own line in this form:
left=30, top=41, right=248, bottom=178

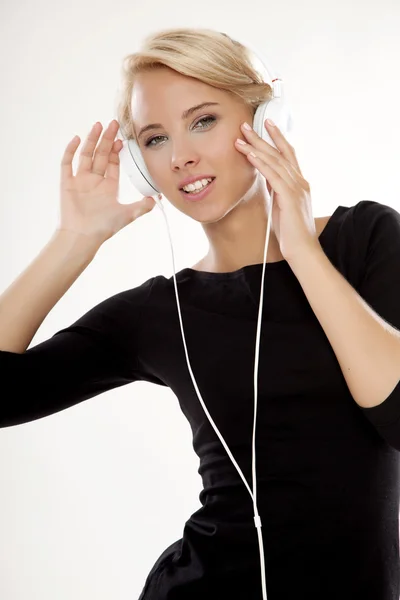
left=155, top=188, right=274, bottom=600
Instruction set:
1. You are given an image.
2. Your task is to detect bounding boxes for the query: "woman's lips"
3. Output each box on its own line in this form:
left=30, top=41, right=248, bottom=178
left=180, top=178, right=216, bottom=202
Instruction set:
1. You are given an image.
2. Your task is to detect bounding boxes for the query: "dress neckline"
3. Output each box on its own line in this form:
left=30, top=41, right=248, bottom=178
left=177, top=205, right=345, bottom=280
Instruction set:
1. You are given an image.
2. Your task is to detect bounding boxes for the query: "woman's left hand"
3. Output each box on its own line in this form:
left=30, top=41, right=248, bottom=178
left=235, top=119, right=321, bottom=264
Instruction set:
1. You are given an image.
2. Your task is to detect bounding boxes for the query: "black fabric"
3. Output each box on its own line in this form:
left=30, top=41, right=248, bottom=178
left=1, top=200, right=400, bottom=599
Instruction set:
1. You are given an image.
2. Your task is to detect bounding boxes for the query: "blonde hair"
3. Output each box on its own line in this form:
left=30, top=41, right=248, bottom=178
left=116, top=28, right=273, bottom=142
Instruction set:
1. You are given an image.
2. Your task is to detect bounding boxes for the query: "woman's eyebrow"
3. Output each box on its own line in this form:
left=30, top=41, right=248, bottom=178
left=137, top=102, right=221, bottom=140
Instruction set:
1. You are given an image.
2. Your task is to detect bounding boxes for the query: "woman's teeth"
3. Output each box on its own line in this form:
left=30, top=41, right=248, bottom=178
left=183, top=178, right=213, bottom=193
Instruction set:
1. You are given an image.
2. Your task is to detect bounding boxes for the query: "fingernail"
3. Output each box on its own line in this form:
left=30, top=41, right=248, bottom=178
left=266, top=118, right=275, bottom=127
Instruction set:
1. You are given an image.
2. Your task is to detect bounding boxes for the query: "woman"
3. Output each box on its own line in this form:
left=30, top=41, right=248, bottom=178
left=1, top=28, right=400, bottom=600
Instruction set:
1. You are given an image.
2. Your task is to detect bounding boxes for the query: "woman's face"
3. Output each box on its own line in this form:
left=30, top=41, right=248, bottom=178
left=131, top=67, right=262, bottom=224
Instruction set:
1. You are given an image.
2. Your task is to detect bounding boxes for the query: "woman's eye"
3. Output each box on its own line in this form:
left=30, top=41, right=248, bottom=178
left=144, top=115, right=216, bottom=147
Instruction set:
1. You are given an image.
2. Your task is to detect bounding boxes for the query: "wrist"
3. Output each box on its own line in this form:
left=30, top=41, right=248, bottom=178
left=52, top=228, right=103, bottom=260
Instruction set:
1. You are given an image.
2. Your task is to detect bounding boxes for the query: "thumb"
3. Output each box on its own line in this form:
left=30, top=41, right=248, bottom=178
left=125, top=195, right=157, bottom=223
left=142, top=195, right=158, bottom=211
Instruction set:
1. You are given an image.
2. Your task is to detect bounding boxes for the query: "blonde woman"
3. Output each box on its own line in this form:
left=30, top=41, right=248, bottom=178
left=1, top=28, right=400, bottom=600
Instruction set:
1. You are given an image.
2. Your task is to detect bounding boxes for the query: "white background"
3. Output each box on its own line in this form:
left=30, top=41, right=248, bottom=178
left=0, top=0, right=399, bottom=598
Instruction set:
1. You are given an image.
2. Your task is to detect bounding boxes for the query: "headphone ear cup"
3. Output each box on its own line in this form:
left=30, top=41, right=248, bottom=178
left=118, top=136, right=160, bottom=198
left=253, top=97, right=294, bottom=149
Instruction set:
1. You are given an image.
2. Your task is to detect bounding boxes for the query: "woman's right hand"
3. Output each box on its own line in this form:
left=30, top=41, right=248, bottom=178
left=58, top=119, right=157, bottom=246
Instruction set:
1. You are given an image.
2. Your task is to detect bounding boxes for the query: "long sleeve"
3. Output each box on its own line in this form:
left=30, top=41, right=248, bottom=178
left=0, top=278, right=157, bottom=428
left=354, top=201, right=400, bottom=450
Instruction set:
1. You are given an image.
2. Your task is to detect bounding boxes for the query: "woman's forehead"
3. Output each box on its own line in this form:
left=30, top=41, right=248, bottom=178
left=131, top=70, right=229, bottom=131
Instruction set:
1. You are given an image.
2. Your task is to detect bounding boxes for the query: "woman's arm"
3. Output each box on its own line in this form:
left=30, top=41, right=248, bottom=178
left=0, top=229, right=100, bottom=353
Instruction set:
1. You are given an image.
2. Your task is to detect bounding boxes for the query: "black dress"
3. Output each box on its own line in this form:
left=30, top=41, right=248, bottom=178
left=1, top=200, right=400, bottom=600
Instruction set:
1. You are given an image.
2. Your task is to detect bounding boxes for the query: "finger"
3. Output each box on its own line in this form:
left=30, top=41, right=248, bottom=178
left=76, top=122, right=105, bottom=174
left=239, top=125, right=296, bottom=183
left=125, top=196, right=157, bottom=224
left=236, top=140, right=295, bottom=188
left=91, top=120, right=121, bottom=177
left=262, top=120, right=303, bottom=174
left=285, top=161, right=308, bottom=187
left=241, top=121, right=303, bottom=177
left=60, top=135, right=81, bottom=186
left=247, top=151, right=297, bottom=190
left=105, top=139, right=123, bottom=180
left=240, top=122, right=278, bottom=156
